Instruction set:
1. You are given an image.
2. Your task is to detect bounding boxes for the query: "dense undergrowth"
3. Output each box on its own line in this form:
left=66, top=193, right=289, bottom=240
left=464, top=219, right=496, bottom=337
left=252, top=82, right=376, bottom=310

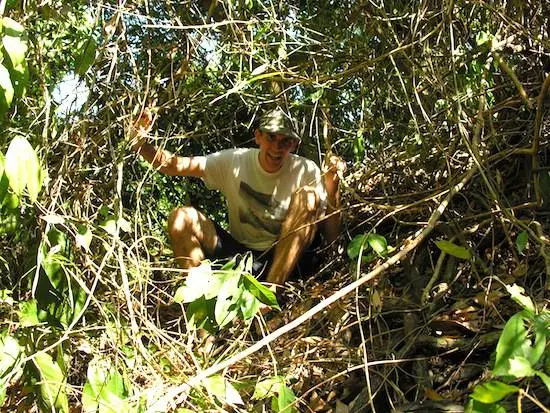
left=0, top=1, right=549, bottom=412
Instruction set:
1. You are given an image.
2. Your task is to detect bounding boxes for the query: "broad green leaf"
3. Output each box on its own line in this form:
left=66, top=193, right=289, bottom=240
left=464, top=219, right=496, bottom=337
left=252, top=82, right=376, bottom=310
left=82, top=357, right=129, bottom=413
left=0, top=334, right=21, bottom=376
left=252, top=376, right=284, bottom=400
left=493, top=312, right=528, bottom=376
left=75, top=37, right=97, bottom=76
left=0, top=64, right=14, bottom=116
left=185, top=296, right=217, bottom=333
left=18, top=299, right=40, bottom=326
left=1, top=17, right=24, bottom=37
left=276, top=384, right=297, bottom=413
left=366, top=233, right=388, bottom=256
left=33, top=352, right=69, bottom=412
left=515, top=231, right=528, bottom=254
left=507, top=356, right=535, bottom=378
left=4, top=136, right=42, bottom=201
left=471, top=381, right=519, bottom=404
left=76, top=224, right=93, bottom=251
left=215, top=272, right=242, bottom=327
left=2, top=18, right=28, bottom=98
left=203, top=375, right=226, bottom=401
left=2, top=24, right=27, bottom=67
left=100, top=216, right=131, bottom=235
left=238, top=288, right=261, bottom=320
left=347, top=234, right=367, bottom=259
left=465, top=399, right=506, bottom=413
left=505, top=283, right=535, bottom=313
left=535, top=371, right=550, bottom=392
left=435, top=240, right=471, bottom=260
left=174, top=262, right=216, bottom=303
left=243, top=274, right=279, bottom=310
left=0, top=334, right=22, bottom=406
left=40, top=227, right=68, bottom=288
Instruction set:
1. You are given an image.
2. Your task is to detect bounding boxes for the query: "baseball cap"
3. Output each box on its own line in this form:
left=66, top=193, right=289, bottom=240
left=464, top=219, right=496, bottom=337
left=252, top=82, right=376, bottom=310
left=258, top=108, right=301, bottom=142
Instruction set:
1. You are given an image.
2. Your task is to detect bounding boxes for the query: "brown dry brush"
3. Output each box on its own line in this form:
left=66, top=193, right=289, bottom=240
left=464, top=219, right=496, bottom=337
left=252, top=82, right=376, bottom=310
left=5, top=1, right=550, bottom=412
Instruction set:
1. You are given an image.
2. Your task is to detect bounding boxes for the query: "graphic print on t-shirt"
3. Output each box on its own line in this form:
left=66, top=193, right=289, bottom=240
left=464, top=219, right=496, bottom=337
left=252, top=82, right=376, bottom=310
left=238, top=181, right=286, bottom=235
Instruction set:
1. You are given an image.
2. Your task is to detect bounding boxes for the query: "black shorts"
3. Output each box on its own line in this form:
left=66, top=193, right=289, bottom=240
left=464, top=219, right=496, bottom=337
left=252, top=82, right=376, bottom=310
left=207, top=222, right=323, bottom=280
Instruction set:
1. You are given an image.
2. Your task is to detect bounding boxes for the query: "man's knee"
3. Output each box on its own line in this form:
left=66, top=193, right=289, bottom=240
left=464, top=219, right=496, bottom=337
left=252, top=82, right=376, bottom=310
left=290, top=186, right=320, bottom=216
left=167, top=206, right=199, bottom=238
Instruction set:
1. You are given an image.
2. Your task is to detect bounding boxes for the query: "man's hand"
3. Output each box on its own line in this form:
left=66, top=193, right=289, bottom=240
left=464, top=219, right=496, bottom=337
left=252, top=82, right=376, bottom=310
left=129, top=109, right=155, bottom=151
left=323, top=154, right=346, bottom=190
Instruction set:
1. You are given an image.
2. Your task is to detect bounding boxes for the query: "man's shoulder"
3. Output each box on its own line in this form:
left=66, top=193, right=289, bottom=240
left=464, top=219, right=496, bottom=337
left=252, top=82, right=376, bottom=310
left=288, top=153, right=321, bottom=171
left=209, top=147, right=253, bottom=157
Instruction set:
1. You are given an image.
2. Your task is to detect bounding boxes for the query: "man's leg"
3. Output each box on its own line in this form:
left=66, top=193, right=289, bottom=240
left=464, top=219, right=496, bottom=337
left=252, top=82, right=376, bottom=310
left=167, top=206, right=218, bottom=269
left=266, top=186, right=320, bottom=284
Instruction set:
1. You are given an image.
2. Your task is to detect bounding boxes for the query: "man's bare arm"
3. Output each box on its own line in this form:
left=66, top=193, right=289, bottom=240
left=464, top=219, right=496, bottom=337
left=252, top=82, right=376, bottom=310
left=132, top=140, right=206, bottom=177
left=321, top=155, right=345, bottom=244
left=129, top=110, right=206, bottom=178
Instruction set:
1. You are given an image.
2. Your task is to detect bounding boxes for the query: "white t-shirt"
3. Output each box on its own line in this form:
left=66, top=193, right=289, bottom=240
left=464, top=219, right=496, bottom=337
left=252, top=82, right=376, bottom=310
left=203, top=148, right=327, bottom=251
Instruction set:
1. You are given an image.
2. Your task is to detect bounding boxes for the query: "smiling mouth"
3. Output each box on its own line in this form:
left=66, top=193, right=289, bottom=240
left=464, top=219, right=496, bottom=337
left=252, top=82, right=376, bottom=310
left=267, top=153, right=282, bottom=162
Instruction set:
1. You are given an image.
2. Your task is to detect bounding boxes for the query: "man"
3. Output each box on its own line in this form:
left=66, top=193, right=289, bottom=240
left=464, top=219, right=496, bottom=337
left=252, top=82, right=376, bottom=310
left=129, top=107, right=343, bottom=285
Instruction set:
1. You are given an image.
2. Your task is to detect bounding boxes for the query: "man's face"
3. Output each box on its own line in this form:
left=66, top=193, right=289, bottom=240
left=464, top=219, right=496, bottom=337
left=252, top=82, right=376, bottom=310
left=255, top=130, right=298, bottom=173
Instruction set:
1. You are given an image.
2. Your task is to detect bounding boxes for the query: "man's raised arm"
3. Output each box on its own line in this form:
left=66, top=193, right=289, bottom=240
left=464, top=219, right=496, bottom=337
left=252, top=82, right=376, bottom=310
left=129, top=110, right=206, bottom=178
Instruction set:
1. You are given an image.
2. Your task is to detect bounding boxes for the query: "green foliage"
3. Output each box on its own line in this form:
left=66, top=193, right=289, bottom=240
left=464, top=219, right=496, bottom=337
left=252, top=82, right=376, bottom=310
left=201, top=375, right=243, bottom=406
left=348, top=233, right=389, bottom=263
left=4, top=136, right=43, bottom=202
left=0, top=16, right=28, bottom=118
left=0, top=333, right=22, bottom=405
left=466, top=283, right=550, bottom=411
left=75, top=36, right=97, bottom=76
left=32, top=351, right=69, bottom=412
left=515, top=231, right=528, bottom=255
left=435, top=240, right=471, bottom=260
left=174, top=255, right=279, bottom=332
left=82, top=356, right=132, bottom=413
left=252, top=376, right=297, bottom=413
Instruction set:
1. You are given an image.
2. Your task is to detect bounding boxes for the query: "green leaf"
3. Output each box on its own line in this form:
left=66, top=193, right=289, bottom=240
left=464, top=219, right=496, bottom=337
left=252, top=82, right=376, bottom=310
left=252, top=376, right=285, bottom=400
left=516, top=231, right=528, bottom=254
left=99, top=216, right=131, bottom=235
left=243, top=274, right=280, bottom=310
left=0, top=64, right=14, bottom=116
left=40, top=227, right=69, bottom=288
left=203, top=375, right=226, bottom=401
left=465, top=399, right=506, bottom=413
left=0, top=334, right=22, bottom=406
left=493, top=312, right=528, bottom=376
left=214, top=272, right=242, bottom=327
left=366, top=233, right=388, bottom=256
left=4, top=136, right=42, bottom=201
left=505, top=283, right=535, bottom=313
left=0, top=334, right=21, bottom=375
left=535, top=371, right=550, bottom=392
left=76, top=224, right=93, bottom=251
left=82, top=357, right=129, bottom=413
left=1, top=18, right=28, bottom=98
left=347, top=234, right=367, bottom=259
left=75, top=37, right=97, bottom=76
left=185, top=296, right=217, bottom=333
left=238, top=288, right=261, bottom=320
left=174, top=262, right=216, bottom=303
left=471, top=381, right=519, bottom=404
left=33, top=352, right=69, bottom=412
left=18, top=299, right=40, bottom=326
left=276, top=384, right=297, bottom=413
left=507, top=356, right=535, bottom=378
left=435, top=240, right=471, bottom=260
